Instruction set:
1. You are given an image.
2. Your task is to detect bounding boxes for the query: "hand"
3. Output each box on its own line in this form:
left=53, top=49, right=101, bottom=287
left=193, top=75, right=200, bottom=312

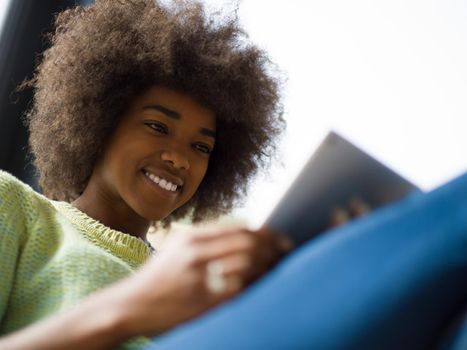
left=113, top=226, right=293, bottom=338
left=328, top=197, right=371, bottom=227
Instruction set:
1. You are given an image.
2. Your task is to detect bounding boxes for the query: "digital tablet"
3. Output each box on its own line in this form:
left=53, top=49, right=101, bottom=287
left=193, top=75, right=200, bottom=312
left=263, top=131, right=421, bottom=245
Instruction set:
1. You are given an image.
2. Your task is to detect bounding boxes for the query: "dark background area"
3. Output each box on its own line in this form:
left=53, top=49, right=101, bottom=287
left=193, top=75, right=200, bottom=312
left=0, top=0, right=93, bottom=190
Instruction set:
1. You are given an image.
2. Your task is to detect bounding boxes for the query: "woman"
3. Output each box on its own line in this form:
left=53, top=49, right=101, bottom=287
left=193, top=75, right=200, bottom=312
left=0, top=1, right=290, bottom=349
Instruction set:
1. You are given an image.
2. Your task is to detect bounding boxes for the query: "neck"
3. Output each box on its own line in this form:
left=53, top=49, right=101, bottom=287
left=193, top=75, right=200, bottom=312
left=71, top=181, right=150, bottom=242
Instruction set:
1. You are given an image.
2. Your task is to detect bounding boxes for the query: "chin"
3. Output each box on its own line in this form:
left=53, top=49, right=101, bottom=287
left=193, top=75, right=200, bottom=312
left=141, top=208, right=172, bottom=223
left=124, top=197, right=169, bottom=222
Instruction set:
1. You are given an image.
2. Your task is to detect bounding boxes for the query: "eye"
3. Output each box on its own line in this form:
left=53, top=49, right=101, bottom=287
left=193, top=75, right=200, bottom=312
left=193, top=143, right=212, bottom=155
left=145, top=121, right=168, bottom=134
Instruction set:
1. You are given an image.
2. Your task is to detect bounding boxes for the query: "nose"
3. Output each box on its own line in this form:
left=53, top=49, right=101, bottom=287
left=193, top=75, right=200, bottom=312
left=161, top=149, right=190, bottom=170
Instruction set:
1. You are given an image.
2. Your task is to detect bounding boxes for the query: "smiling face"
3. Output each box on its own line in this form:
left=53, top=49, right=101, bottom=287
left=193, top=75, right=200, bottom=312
left=92, top=85, right=216, bottom=222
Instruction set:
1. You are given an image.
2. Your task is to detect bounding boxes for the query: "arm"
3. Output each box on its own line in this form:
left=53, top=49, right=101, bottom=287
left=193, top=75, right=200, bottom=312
left=0, top=226, right=291, bottom=349
left=0, top=288, right=128, bottom=350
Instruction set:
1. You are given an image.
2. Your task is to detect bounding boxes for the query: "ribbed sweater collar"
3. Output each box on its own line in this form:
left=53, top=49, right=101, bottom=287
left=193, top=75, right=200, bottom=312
left=52, top=201, right=153, bottom=268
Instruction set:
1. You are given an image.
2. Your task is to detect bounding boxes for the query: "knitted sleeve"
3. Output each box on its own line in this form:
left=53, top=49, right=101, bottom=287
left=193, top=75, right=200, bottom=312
left=0, top=171, right=29, bottom=323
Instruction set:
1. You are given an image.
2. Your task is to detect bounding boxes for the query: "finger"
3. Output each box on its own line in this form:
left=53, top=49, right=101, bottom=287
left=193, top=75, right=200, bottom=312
left=257, top=227, right=295, bottom=257
left=188, top=225, right=249, bottom=242
left=204, top=275, right=244, bottom=306
left=329, top=207, right=350, bottom=227
left=274, top=234, right=294, bottom=253
left=188, top=230, right=257, bottom=266
left=250, top=232, right=288, bottom=269
left=348, top=197, right=371, bottom=217
left=217, top=254, right=252, bottom=275
left=216, top=254, right=265, bottom=284
left=193, top=227, right=287, bottom=260
left=196, top=235, right=281, bottom=286
left=204, top=260, right=244, bottom=302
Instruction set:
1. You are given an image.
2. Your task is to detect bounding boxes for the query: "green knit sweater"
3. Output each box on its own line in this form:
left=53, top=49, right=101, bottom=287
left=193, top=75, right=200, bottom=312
left=0, top=170, right=153, bottom=349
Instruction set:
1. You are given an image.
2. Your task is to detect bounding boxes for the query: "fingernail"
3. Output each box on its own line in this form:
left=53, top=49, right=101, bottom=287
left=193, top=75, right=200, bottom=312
left=279, top=236, right=294, bottom=251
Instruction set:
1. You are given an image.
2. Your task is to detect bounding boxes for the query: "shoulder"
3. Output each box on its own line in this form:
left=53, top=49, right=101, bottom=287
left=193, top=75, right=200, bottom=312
left=0, top=170, right=34, bottom=203
left=0, top=170, right=51, bottom=219
left=0, top=171, right=55, bottom=246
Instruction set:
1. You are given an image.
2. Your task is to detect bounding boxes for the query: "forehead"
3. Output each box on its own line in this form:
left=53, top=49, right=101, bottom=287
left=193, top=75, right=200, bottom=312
left=129, top=85, right=216, bottom=130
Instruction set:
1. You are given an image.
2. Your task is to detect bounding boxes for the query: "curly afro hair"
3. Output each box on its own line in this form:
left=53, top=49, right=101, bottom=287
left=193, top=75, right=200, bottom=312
left=25, top=0, right=284, bottom=226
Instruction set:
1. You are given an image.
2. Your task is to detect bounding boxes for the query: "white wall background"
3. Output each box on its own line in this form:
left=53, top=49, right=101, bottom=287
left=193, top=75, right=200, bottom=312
left=219, top=0, right=467, bottom=227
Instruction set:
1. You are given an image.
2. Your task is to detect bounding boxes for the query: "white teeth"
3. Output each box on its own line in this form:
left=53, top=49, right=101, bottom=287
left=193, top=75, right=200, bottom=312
left=149, top=173, right=160, bottom=183
left=145, top=171, right=178, bottom=192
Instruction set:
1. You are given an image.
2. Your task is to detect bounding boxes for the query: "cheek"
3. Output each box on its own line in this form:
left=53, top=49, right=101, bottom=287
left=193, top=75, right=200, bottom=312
left=184, top=161, right=210, bottom=198
left=194, top=161, right=210, bottom=185
left=100, top=140, right=142, bottom=186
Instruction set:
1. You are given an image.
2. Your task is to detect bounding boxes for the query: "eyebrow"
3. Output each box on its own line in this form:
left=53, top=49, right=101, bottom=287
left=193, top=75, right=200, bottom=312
left=143, top=104, right=216, bottom=139
left=143, top=104, right=180, bottom=119
left=200, top=128, right=216, bottom=138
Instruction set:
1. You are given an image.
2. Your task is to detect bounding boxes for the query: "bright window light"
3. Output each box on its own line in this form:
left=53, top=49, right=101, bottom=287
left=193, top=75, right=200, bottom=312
left=214, top=0, right=467, bottom=226
left=0, top=0, right=11, bottom=36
